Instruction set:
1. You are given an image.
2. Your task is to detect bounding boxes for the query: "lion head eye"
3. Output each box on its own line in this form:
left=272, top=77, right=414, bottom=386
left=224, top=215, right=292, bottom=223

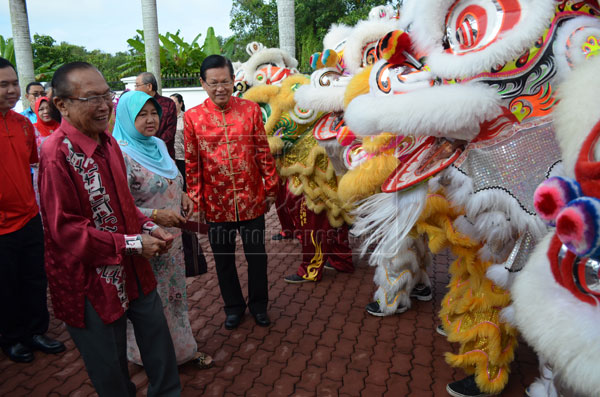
left=444, top=0, right=522, bottom=55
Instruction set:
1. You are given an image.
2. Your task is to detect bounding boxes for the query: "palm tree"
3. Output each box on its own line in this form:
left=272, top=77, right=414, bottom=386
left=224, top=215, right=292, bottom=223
left=9, top=0, right=35, bottom=106
left=277, top=0, right=296, bottom=58
left=140, top=0, right=162, bottom=93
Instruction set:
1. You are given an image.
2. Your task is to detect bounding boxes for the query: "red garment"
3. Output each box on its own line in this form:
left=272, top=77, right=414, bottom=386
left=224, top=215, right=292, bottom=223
left=154, top=93, right=177, bottom=159
left=33, top=97, right=59, bottom=137
left=38, top=119, right=157, bottom=328
left=548, top=119, right=600, bottom=306
left=0, top=110, right=39, bottom=235
left=184, top=96, right=278, bottom=222
left=281, top=183, right=353, bottom=281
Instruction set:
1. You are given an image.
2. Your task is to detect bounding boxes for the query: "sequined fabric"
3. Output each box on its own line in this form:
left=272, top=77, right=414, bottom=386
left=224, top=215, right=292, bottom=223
left=458, top=121, right=561, bottom=216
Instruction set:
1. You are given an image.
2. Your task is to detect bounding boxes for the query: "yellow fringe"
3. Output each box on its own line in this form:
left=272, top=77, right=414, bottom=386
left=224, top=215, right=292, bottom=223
left=268, top=136, right=284, bottom=155
left=362, top=133, right=397, bottom=154
left=337, top=154, right=399, bottom=203
left=344, top=66, right=372, bottom=108
left=412, top=192, right=516, bottom=394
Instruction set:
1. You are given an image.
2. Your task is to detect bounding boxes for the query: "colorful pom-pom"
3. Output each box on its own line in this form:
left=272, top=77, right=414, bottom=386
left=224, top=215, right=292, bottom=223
left=534, top=176, right=582, bottom=225
left=556, top=197, right=600, bottom=257
left=377, top=30, right=412, bottom=66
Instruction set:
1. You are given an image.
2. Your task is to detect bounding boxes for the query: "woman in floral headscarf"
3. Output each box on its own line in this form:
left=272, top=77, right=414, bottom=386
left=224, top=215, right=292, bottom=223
left=32, top=96, right=59, bottom=206
left=113, top=90, right=213, bottom=369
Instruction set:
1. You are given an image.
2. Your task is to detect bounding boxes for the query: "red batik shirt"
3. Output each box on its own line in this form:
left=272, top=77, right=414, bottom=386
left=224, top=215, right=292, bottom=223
left=38, top=119, right=157, bottom=328
left=0, top=110, right=39, bottom=235
left=184, top=96, right=278, bottom=222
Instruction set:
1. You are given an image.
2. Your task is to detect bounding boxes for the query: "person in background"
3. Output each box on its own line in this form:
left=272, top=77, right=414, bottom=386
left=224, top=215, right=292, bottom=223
left=113, top=90, right=213, bottom=369
left=135, top=72, right=177, bottom=159
left=39, top=62, right=180, bottom=397
left=171, top=92, right=208, bottom=277
left=20, top=82, right=46, bottom=123
left=31, top=96, right=59, bottom=205
left=171, top=93, right=186, bottom=182
left=185, top=55, right=279, bottom=330
left=0, top=57, right=65, bottom=364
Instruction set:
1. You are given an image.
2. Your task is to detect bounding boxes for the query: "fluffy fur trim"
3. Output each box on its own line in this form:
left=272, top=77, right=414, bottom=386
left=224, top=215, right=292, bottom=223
left=243, top=48, right=299, bottom=86
left=554, top=54, right=600, bottom=178
left=362, top=133, right=396, bottom=154
left=351, top=185, right=428, bottom=257
left=268, top=136, right=284, bottom=155
left=343, top=18, right=401, bottom=75
left=486, top=264, right=512, bottom=290
left=337, top=154, right=399, bottom=203
left=323, top=23, right=353, bottom=52
left=294, top=84, right=347, bottom=113
left=410, top=0, right=556, bottom=79
left=512, top=233, right=600, bottom=396
left=464, top=189, right=548, bottom=242
left=279, top=74, right=310, bottom=108
left=345, top=83, right=502, bottom=139
left=344, top=66, right=372, bottom=108
left=553, top=17, right=600, bottom=83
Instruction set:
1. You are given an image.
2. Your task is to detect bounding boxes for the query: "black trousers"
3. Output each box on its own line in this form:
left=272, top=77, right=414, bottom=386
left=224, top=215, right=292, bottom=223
left=208, top=215, right=269, bottom=316
left=67, top=288, right=180, bottom=397
left=0, top=214, right=49, bottom=345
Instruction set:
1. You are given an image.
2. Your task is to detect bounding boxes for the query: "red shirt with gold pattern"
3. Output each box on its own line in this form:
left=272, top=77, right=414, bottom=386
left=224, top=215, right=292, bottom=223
left=184, top=96, right=278, bottom=222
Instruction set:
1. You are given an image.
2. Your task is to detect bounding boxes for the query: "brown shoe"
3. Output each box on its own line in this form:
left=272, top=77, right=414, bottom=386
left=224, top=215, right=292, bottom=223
left=190, top=351, right=214, bottom=369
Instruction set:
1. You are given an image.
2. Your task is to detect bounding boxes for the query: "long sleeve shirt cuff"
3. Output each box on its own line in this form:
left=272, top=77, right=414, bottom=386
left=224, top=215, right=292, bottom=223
left=142, top=221, right=159, bottom=234
left=124, top=234, right=143, bottom=255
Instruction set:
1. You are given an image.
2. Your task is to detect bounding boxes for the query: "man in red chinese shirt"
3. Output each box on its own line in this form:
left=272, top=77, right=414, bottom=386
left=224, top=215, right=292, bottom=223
left=185, top=55, right=278, bottom=330
left=0, top=57, right=65, bottom=363
left=39, top=62, right=180, bottom=397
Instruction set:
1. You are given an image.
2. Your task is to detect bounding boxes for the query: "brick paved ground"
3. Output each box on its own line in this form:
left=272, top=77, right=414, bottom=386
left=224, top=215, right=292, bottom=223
left=0, top=208, right=537, bottom=396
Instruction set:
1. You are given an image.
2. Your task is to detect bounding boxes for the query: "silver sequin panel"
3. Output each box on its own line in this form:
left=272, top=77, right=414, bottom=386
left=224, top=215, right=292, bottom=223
left=458, top=121, right=562, bottom=216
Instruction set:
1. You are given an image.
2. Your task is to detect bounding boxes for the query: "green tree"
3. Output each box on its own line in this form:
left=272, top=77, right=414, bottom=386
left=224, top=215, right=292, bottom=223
left=119, top=27, right=235, bottom=78
left=230, top=0, right=388, bottom=71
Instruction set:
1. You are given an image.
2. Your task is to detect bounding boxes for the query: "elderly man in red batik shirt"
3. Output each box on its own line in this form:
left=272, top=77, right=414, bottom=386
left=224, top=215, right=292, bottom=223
left=184, top=55, right=278, bottom=330
left=38, top=62, right=180, bottom=397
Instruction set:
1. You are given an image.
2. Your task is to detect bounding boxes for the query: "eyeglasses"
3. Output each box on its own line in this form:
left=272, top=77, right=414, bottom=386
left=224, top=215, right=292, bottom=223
left=67, top=91, right=116, bottom=106
left=29, top=91, right=47, bottom=98
left=204, top=81, right=234, bottom=89
left=134, top=83, right=149, bottom=88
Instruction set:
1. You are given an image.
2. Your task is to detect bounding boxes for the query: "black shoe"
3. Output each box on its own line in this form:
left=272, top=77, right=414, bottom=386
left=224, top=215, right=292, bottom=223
left=323, top=262, right=336, bottom=271
left=365, top=300, right=407, bottom=317
left=446, top=375, right=494, bottom=397
left=253, top=313, right=271, bottom=327
left=410, top=284, right=433, bottom=301
left=284, top=274, right=312, bottom=283
left=27, top=334, right=66, bottom=354
left=272, top=231, right=292, bottom=240
left=2, top=342, right=34, bottom=363
left=224, top=313, right=243, bottom=330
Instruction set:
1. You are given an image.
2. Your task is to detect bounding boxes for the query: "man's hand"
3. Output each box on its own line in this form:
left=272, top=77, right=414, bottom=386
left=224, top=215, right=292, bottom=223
left=181, top=193, right=194, bottom=220
left=192, top=210, right=206, bottom=224
left=141, top=234, right=167, bottom=259
left=151, top=227, right=174, bottom=253
left=153, top=209, right=186, bottom=228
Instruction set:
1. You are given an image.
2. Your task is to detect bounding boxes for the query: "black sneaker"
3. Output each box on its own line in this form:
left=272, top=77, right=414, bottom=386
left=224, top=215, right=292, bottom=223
left=323, top=262, right=335, bottom=271
left=365, top=300, right=407, bottom=317
left=446, top=375, right=494, bottom=397
left=284, top=274, right=312, bottom=283
left=410, top=284, right=433, bottom=301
